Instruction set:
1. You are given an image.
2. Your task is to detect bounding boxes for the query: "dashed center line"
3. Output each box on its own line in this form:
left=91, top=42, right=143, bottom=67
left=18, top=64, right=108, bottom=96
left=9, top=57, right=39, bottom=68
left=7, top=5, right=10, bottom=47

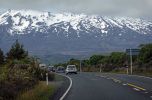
left=107, top=78, right=111, bottom=79
left=127, top=83, right=146, bottom=91
left=111, top=78, right=122, bottom=83
left=97, top=74, right=152, bottom=99
left=98, top=75, right=146, bottom=91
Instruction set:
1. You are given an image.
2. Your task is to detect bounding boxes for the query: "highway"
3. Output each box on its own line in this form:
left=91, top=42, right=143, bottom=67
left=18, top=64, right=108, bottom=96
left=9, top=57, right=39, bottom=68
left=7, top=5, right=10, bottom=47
left=65, top=72, right=152, bottom=100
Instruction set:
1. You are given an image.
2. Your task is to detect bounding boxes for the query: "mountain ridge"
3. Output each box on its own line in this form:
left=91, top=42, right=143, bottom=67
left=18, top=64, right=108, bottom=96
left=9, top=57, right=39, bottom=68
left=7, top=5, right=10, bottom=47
left=0, top=10, right=152, bottom=37
left=0, top=10, right=152, bottom=64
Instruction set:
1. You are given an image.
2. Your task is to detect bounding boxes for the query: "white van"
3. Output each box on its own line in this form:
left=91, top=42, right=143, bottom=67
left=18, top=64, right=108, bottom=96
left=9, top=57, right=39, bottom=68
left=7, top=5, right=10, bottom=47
left=66, top=65, right=77, bottom=74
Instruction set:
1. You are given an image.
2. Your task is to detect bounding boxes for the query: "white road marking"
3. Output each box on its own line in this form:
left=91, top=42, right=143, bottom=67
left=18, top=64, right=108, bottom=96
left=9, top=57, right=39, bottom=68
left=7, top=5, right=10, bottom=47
left=100, top=76, right=106, bottom=78
left=57, top=74, right=73, bottom=100
left=122, top=83, right=127, bottom=86
left=133, top=88, right=140, bottom=91
left=144, top=91, right=148, bottom=94
left=111, top=78, right=121, bottom=83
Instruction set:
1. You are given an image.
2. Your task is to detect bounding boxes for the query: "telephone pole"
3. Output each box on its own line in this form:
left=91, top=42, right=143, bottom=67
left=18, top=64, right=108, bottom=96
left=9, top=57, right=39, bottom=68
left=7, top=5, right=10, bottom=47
left=130, top=48, right=133, bottom=74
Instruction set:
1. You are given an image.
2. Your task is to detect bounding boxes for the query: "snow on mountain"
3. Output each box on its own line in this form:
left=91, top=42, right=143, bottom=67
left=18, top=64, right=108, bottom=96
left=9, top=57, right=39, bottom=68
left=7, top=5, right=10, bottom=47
left=0, top=9, right=152, bottom=36
left=1, top=10, right=152, bottom=63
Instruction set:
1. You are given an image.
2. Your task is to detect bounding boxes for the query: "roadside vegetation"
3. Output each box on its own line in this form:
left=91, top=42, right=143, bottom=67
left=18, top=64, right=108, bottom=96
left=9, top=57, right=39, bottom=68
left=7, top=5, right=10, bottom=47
left=17, top=81, right=56, bottom=100
left=0, top=40, right=55, bottom=100
left=54, top=43, right=152, bottom=76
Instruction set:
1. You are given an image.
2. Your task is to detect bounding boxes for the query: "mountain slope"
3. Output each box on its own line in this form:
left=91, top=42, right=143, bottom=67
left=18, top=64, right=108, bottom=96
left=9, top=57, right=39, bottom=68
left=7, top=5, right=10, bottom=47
left=0, top=10, right=152, bottom=63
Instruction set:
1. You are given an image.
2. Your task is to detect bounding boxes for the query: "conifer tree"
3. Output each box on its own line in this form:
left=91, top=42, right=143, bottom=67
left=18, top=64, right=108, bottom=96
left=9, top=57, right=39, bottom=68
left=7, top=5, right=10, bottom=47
left=0, top=48, right=4, bottom=65
left=6, top=40, right=28, bottom=60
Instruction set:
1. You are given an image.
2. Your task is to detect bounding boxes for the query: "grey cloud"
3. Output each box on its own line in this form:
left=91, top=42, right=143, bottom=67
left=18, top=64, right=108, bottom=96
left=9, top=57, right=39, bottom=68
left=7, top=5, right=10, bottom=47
left=0, top=0, right=152, bottom=18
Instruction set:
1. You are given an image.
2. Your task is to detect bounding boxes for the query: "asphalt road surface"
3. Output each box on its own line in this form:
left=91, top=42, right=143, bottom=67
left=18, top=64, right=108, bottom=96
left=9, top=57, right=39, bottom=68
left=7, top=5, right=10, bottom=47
left=65, top=72, right=152, bottom=100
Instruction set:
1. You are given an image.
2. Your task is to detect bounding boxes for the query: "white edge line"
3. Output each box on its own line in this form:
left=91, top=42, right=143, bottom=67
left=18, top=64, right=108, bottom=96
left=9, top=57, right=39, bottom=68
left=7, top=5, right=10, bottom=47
left=58, top=74, right=72, bottom=100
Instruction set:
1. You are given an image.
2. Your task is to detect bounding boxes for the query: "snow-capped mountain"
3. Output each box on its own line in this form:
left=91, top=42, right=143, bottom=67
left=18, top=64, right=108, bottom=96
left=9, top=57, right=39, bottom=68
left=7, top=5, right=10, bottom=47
left=0, top=10, right=152, bottom=63
left=0, top=10, right=152, bottom=36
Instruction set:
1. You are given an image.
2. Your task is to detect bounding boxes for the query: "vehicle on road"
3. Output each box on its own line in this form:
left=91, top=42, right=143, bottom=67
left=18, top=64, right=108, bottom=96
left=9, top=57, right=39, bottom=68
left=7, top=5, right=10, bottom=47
left=48, top=66, right=56, bottom=72
left=56, top=66, right=65, bottom=73
left=66, top=65, right=77, bottom=74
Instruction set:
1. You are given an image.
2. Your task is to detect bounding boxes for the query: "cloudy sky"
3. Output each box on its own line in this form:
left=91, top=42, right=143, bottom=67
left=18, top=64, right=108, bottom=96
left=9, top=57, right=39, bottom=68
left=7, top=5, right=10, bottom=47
left=0, top=0, right=152, bottom=18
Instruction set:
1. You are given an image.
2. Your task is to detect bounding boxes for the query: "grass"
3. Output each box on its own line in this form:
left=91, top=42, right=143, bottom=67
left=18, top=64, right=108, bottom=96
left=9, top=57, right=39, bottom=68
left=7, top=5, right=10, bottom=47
left=0, top=66, right=9, bottom=81
left=54, top=73, right=64, bottom=81
left=110, top=70, right=127, bottom=74
left=17, top=81, right=56, bottom=100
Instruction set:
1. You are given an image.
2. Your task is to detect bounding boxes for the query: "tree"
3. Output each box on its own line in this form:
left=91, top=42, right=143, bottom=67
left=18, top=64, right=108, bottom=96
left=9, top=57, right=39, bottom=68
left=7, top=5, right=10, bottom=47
left=109, top=52, right=126, bottom=67
left=82, top=59, right=90, bottom=67
left=67, top=58, right=80, bottom=67
left=0, top=48, right=4, bottom=65
left=89, top=55, right=104, bottom=66
left=96, top=52, right=126, bottom=71
left=6, top=40, right=28, bottom=60
left=138, top=44, right=152, bottom=68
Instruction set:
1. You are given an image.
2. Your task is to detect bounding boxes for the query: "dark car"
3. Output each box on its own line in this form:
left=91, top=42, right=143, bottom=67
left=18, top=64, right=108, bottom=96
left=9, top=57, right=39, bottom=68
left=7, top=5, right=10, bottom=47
left=56, top=66, right=65, bottom=73
left=48, top=66, right=56, bottom=72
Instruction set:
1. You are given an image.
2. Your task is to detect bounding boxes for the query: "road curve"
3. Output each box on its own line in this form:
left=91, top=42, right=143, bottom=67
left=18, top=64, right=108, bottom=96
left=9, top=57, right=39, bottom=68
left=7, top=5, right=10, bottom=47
left=65, top=72, right=152, bottom=100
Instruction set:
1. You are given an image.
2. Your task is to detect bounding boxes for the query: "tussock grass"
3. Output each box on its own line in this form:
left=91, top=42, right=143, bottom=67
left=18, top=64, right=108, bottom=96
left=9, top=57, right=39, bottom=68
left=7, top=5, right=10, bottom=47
left=17, top=81, right=55, bottom=100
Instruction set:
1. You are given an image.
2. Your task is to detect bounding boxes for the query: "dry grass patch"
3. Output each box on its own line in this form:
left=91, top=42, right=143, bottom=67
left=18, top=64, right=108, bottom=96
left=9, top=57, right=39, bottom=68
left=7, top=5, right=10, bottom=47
left=17, top=81, right=56, bottom=100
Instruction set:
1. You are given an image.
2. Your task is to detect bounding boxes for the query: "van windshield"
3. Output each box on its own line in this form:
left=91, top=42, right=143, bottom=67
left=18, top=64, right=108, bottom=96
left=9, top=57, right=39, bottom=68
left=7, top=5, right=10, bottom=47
left=68, top=65, right=76, bottom=69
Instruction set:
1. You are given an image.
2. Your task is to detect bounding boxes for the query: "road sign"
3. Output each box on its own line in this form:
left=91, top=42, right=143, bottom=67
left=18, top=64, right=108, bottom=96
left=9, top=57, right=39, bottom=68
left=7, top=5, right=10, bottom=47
left=126, top=49, right=140, bottom=55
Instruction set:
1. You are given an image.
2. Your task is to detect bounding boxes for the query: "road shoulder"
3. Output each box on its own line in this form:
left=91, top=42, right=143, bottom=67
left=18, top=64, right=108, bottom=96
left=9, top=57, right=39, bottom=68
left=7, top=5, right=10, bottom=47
left=51, top=74, right=72, bottom=100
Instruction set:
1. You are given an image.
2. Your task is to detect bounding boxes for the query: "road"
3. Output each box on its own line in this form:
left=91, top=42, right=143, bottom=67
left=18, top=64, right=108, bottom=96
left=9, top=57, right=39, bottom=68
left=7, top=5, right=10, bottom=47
left=65, top=72, right=152, bottom=100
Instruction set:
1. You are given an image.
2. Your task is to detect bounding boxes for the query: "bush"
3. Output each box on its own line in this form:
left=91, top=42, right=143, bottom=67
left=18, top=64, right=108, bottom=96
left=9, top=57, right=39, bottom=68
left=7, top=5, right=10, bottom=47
left=0, top=40, right=55, bottom=100
left=0, top=64, right=38, bottom=100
